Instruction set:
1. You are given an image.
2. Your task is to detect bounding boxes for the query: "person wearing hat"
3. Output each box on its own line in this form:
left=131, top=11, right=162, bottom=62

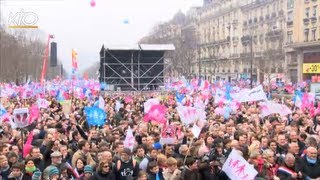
left=80, top=165, right=93, bottom=180
left=115, top=148, right=139, bottom=180
left=42, top=151, right=62, bottom=180
left=31, top=170, right=42, bottom=180
left=48, top=166, right=60, bottom=180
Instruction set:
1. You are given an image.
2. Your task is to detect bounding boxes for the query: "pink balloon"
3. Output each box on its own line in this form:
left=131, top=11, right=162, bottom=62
left=90, top=0, right=96, bottom=7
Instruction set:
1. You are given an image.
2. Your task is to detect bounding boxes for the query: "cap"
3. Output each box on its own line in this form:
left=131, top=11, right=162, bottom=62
left=50, top=151, right=62, bottom=157
left=153, top=142, right=162, bottom=150
left=48, top=166, right=59, bottom=177
left=84, top=165, right=93, bottom=174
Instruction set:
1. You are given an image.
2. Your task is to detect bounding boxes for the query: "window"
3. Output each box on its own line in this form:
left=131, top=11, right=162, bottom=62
left=287, top=31, right=293, bottom=43
left=305, top=8, right=310, bottom=18
left=312, top=29, right=316, bottom=41
left=313, top=6, right=317, bottom=17
left=287, top=0, right=294, bottom=9
left=304, top=29, right=309, bottom=41
left=288, top=11, right=294, bottom=21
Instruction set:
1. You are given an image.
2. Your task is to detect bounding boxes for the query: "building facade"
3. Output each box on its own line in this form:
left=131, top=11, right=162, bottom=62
left=140, top=0, right=320, bottom=83
left=285, top=0, right=320, bottom=82
left=194, top=0, right=286, bottom=82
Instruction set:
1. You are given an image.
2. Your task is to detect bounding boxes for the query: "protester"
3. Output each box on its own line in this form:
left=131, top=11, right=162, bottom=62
left=0, top=78, right=320, bottom=180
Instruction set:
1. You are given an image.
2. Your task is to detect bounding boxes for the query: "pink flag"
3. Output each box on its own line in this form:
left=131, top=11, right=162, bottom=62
left=23, top=131, right=34, bottom=158
left=29, top=105, right=39, bottom=123
left=144, top=104, right=167, bottom=124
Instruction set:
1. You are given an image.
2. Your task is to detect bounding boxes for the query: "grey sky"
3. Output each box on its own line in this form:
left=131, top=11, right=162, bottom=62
left=1, top=0, right=202, bottom=74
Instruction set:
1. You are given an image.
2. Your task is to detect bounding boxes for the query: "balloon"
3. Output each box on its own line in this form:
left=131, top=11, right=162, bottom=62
left=90, top=0, right=96, bottom=7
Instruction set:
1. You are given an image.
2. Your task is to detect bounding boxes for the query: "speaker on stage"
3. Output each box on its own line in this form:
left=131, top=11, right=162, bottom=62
left=50, top=42, right=57, bottom=67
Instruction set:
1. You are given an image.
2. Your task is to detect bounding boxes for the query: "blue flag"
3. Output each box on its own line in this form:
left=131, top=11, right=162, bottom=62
left=0, top=104, right=7, bottom=116
left=85, top=107, right=107, bottom=126
left=176, top=92, right=185, bottom=104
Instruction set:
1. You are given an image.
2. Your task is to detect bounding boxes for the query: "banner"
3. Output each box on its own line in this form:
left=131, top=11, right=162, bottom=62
left=303, top=63, right=320, bottom=74
left=222, top=149, right=258, bottom=180
left=238, top=85, right=267, bottom=102
left=259, top=101, right=292, bottom=117
left=61, top=100, right=72, bottom=115
left=12, top=108, right=30, bottom=129
left=176, top=106, right=206, bottom=125
left=160, top=125, right=177, bottom=144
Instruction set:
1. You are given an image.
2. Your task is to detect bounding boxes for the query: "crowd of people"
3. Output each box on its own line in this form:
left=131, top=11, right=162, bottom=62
left=0, top=81, right=320, bottom=180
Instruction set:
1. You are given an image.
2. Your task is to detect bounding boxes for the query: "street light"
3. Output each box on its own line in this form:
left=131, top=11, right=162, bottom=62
left=241, top=35, right=254, bottom=88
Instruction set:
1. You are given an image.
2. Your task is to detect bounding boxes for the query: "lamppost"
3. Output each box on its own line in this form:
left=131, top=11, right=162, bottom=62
left=241, top=35, right=254, bottom=88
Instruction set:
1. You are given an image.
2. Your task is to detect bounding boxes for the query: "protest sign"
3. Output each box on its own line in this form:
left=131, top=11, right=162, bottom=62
left=222, top=149, right=258, bottom=180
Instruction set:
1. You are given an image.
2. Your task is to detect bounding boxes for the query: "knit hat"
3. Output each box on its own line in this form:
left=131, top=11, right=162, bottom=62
left=48, top=166, right=59, bottom=177
left=83, top=165, right=93, bottom=175
left=32, top=171, right=42, bottom=180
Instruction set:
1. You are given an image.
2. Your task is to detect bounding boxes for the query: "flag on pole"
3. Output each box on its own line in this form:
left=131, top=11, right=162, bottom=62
left=72, top=49, right=78, bottom=74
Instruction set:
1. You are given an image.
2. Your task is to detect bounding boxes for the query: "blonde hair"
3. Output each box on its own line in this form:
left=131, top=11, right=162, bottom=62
left=166, top=157, right=177, bottom=166
left=157, top=154, right=167, bottom=166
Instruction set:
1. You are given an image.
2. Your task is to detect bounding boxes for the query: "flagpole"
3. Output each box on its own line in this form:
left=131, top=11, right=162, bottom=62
left=40, top=34, right=54, bottom=86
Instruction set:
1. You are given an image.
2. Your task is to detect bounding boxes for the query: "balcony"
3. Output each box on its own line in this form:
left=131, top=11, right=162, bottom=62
left=265, top=14, right=270, bottom=20
left=233, top=19, right=238, bottom=25
left=310, top=16, right=317, bottom=23
left=240, top=52, right=251, bottom=57
left=230, top=53, right=240, bottom=58
left=278, top=10, right=284, bottom=16
left=304, top=17, right=310, bottom=25
left=259, top=16, right=264, bottom=22
left=287, top=20, right=293, bottom=26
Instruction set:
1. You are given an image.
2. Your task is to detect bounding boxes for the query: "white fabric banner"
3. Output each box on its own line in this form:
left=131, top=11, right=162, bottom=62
left=222, top=149, right=258, bottom=180
left=259, top=101, right=292, bottom=117
left=238, top=85, right=267, bottom=102
left=176, top=106, right=206, bottom=125
left=144, top=98, right=160, bottom=113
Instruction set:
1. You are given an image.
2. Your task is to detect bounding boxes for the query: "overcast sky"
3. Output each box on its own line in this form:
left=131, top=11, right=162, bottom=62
left=1, top=0, right=202, bottom=74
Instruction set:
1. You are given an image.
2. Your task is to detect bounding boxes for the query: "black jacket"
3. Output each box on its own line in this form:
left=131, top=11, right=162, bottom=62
left=276, top=164, right=299, bottom=180
left=297, top=156, right=320, bottom=179
left=92, top=172, right=116, bottom=180
left=181, top=168, right=202, bottom=180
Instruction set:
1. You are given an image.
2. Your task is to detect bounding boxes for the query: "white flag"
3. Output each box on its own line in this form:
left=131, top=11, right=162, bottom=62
left=222, top=149, right=258, bottom=180
left=124, top=127, right=135, bottom=151
left=238, top=85, right=267, bottom=102
left=98, top=96, right=105, bottom=110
